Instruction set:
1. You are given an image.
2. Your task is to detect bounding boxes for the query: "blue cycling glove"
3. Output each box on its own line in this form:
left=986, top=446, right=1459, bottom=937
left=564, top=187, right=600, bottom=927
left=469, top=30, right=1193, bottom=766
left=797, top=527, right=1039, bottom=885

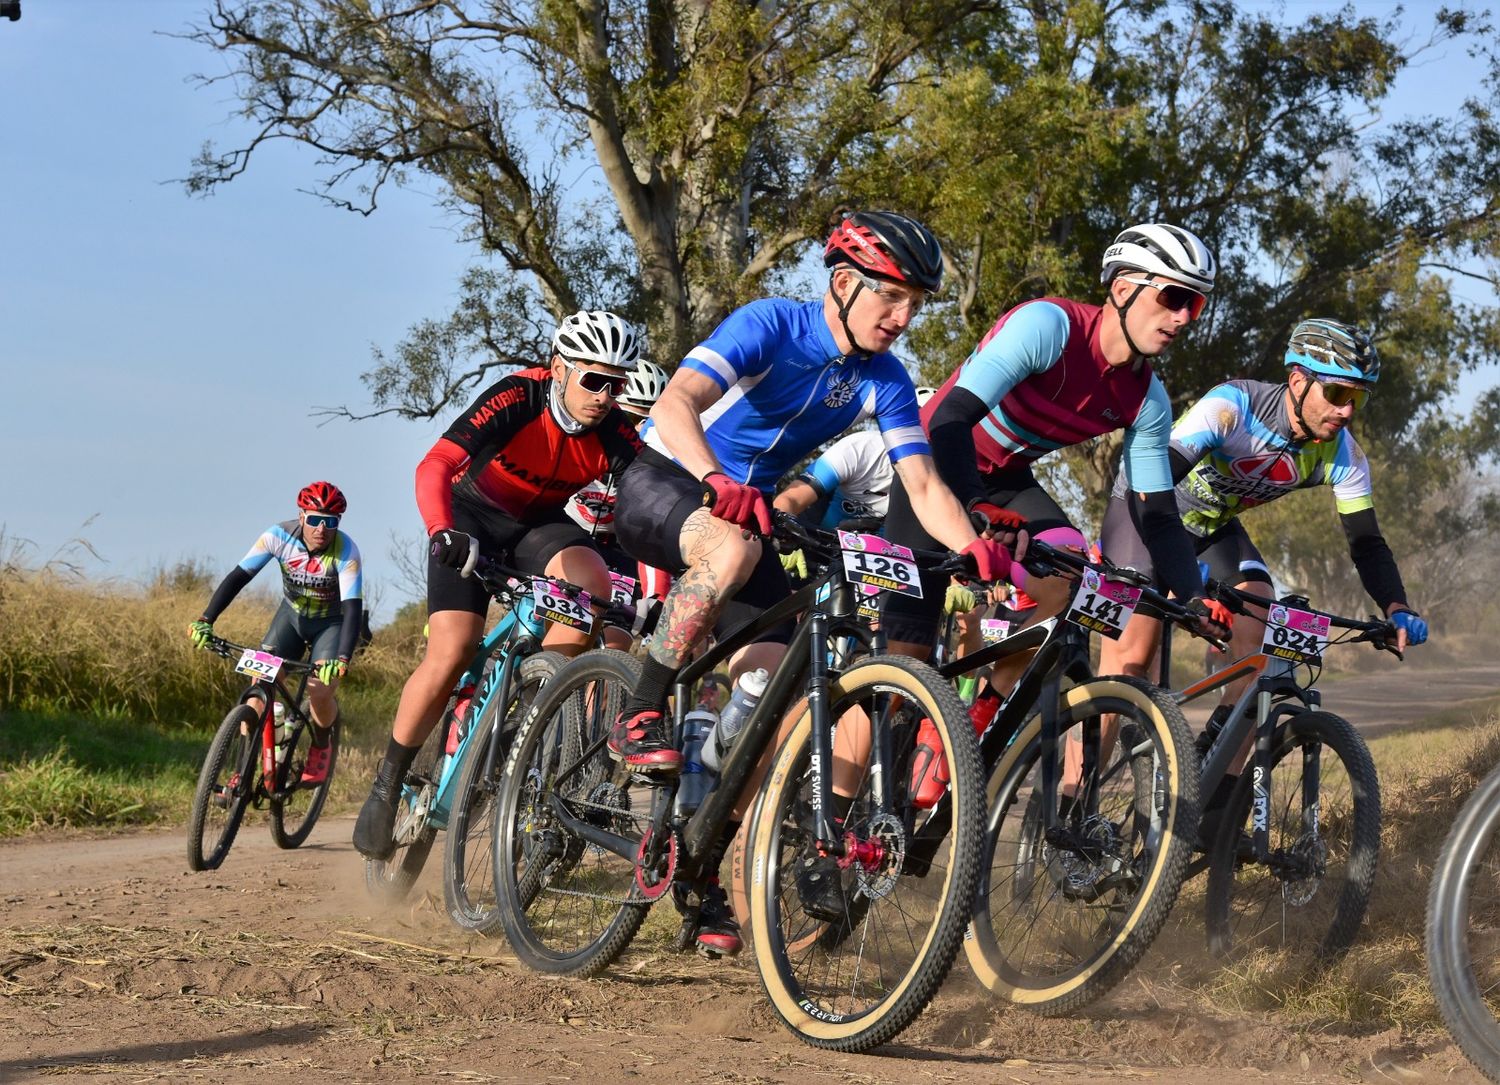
left=1391, top=609, right=1428, bottom=645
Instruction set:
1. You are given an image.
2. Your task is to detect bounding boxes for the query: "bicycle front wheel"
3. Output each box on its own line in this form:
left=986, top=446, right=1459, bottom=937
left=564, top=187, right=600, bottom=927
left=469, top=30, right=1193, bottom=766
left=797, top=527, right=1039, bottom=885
left=965, top=676, right=1198, bottom=1015
left=745, top=655, right=982, bottom=1052
left=1205, top=709, right=1380, bottom=960
left=269, top=715, right=340, bottom=849
left=187, top=704, right=262, bottom=872
left=443, top=651, right=564, bottom=935
left=1428, top=762, right=1500, bottom=1082
left=494, top=649, right=649, bottom=976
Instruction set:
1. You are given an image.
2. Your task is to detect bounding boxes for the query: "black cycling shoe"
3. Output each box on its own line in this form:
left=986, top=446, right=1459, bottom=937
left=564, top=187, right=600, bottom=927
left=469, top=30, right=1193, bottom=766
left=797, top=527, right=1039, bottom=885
left=672, top=879, right=742, bottom=957
left=795, top=853, right=847, bottom=923
left=352, top=758, right=404, bottom=861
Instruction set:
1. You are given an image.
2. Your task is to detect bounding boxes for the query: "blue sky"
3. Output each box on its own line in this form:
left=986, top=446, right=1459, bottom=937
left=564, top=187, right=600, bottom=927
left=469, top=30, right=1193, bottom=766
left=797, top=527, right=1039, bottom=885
left=1, top=1, right=1492, bottom=622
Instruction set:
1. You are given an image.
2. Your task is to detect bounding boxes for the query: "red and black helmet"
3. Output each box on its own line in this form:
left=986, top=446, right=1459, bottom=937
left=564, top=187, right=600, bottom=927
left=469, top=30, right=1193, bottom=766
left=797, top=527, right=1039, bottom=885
left=823, top=211, right=944, bottom=292
left=297, top=481, right=347, bottom=515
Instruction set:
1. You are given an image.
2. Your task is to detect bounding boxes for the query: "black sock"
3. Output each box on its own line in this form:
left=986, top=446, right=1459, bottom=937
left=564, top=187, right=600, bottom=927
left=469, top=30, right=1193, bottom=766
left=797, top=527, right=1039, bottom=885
left=627, top=656, right=679, bottom=717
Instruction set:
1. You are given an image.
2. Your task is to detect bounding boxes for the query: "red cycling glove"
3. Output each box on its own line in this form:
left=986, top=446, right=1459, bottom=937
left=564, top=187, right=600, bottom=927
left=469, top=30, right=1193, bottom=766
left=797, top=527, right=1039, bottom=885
left=967, top=500, right=1028, bottom=535
left=700, top=472, right=773, bottom=535
left=961, top=537, right=1013, bottom=583
left=1186, top=596, right=1234, bottom=635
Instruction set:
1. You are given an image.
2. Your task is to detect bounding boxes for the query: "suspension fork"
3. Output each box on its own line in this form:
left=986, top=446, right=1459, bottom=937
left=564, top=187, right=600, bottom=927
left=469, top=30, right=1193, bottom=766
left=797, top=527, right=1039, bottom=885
left=804, top=608, right=844, bottom=855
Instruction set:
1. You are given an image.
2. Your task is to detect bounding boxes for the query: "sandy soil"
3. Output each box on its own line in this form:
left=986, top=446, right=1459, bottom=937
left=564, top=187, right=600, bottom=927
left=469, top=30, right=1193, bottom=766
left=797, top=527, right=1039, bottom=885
left=3, top=657, right=1497, bottom=1084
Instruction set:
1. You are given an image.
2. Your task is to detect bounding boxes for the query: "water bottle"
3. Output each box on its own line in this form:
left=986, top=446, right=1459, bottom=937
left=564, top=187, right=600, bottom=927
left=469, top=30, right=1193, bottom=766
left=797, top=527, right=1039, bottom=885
left=674, top=708, right=718, bottom=817
left=701, top=669, right=769, bottom=774
left=272, top=701, right=292, bottom=764
left=447, top=679, right=476, bottom=756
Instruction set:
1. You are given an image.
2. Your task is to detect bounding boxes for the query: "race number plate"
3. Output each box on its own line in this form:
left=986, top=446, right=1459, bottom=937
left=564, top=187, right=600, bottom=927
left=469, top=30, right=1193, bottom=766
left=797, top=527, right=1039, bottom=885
left=1262, top=603, right=1329, bottom=664
left=609, top=572, right=638, bottom=607
left=980, top=618, right=1011, bottom=644
left=1065, top=569, right=1142, bottom=640
left=235, top=648, right=283, bottom=681
left=838, top=531, right=923, bottom=598
left=856, top=583, right=882, bottom=621
left=532, top=581, right=594, bottom=629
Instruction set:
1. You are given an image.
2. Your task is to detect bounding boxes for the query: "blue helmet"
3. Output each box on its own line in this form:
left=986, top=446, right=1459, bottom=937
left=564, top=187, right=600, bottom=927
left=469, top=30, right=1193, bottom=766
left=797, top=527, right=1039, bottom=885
left=1285, top=318, right=1379, bottom=384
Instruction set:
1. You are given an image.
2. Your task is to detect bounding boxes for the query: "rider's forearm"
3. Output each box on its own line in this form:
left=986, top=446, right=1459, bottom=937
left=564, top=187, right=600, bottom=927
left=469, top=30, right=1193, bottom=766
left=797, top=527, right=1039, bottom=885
left=927, top=387, right=989, bottom=508
left=416, top=438, right=467, bottom=535
left=334, top=598, right=364, bottom=663
left=652, top=392, right=722, bottom=481
left=902, top=463, right=979, bottom=552
left=201, top=566, right=254, bottom=623
left=1340, top=508, right=1408, bottom=612
left=1128, top=489, right=1202, bottom=602
left=774, top=480, right=819, bottom=516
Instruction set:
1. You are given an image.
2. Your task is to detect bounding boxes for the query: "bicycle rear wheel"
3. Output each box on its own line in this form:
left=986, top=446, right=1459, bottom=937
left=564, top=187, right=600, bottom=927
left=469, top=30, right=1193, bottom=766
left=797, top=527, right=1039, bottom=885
left=364, top=710, right=448, bottom=903
left=494, top=649, right=649, bottom=975
left=745, top=656, right=982, bottom=1052
left=187, top=704, right=261, bottom=871
left=443, top=651, right=564, bottom=935
left=1204, top=709, right=1379, bottom=960
left=1428, top=762, right=1500, bottom=1082
left=965, top=676, right=1198, bottom=1015
left=269, top=714, right=340, bottom=849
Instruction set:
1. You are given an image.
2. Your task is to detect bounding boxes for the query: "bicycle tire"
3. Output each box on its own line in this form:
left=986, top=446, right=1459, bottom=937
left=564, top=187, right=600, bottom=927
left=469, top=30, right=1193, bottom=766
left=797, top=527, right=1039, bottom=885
left=494, top=649, right=649, bottom=975
left=269, top=715, right=340, bottom=850
left=1428, top=762, right=1500, bottom=1082
left=443, top=651, right=564, bottom=935
left=186, top=704, right=261, bottom=872
left=965, top=676, right=1198, bottom=1015
left=745, top=655, right=982, bottom=1052
left=364, top=707, right=449, bottom=903
left=1204, top=709, right=1380, bottom=960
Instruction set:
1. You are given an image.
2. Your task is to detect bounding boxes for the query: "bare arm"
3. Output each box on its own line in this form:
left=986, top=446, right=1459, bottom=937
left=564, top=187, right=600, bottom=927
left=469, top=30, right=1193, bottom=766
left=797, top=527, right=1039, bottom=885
left=774, top=479, right=819, bottom=515
left=648, top=368, right=725, bottom=481
left=892, top=454, right=979, bottom=552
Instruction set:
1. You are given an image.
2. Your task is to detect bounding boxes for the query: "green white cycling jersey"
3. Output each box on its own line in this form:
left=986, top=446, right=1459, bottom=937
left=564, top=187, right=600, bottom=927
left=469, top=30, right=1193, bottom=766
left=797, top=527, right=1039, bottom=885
left=237, top=520, right=363, bottom=619
left=1160, top=379, right=1375, bottom=537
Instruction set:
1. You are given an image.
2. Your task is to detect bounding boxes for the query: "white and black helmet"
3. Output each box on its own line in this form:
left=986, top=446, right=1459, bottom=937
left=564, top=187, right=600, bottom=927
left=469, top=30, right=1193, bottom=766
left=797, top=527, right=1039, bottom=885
left=619, top=360, right=670, bottom=410
left=551, top=310, right=642, bottom=371
left=915, top=385, right=938, bottom=407
left=1100, top=223, right=1216, bottom=293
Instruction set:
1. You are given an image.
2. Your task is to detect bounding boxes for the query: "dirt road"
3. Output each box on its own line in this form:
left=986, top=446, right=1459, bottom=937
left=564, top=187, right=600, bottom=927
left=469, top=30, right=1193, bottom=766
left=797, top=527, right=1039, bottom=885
left=3, top=658, right=1497, bottom=1084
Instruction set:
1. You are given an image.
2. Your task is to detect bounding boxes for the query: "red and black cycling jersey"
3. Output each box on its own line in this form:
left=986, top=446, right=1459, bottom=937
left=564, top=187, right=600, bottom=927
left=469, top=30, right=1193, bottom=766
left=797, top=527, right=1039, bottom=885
left=416, top=367, right=644, bottom=534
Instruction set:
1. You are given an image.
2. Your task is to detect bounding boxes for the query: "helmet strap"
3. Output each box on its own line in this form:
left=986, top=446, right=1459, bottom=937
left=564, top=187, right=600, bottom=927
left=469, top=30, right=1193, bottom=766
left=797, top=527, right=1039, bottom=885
left=548, top=372, right=589, bottom=434
left=1108, top=280, right=1150, bottom=367
left=830, top=270, right=873, bottom=360
left=1288, top=373, right=1317, bottom=441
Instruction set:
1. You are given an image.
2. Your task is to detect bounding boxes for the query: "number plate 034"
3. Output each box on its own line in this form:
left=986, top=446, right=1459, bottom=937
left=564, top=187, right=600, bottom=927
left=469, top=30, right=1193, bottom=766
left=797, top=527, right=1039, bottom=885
left=532, top=581, right=594, bottom=629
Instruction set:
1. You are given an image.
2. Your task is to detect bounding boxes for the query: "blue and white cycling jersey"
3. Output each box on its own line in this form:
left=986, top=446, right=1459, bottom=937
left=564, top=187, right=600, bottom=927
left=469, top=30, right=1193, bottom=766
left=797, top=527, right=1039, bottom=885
left=641, top=298, right=929, bottom=492
left=799, top=429, right=893, bottom=529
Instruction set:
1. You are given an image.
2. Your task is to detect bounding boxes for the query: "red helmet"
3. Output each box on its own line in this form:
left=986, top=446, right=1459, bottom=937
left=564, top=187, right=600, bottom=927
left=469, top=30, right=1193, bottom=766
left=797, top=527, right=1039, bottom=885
left=297, top=481, right=347, bottom=515
left=823, top=211, right=944, bottom=292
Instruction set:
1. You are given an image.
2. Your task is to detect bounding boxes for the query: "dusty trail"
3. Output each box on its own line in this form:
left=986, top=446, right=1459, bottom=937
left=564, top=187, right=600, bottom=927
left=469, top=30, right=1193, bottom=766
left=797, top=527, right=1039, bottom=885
left=2, top=657, right=1497, bottom=1083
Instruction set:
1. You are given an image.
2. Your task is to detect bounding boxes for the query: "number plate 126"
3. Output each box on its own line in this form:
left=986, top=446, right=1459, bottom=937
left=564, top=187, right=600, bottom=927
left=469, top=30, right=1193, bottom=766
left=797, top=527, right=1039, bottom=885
left=837, top=531, right=922, bottom=599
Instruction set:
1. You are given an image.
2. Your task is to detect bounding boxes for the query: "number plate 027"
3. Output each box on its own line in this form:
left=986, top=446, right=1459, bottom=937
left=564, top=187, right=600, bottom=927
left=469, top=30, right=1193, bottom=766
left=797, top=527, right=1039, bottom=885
left=837, top=531, right=923, bottom=599
left=235, top=649, right=283, bottom=681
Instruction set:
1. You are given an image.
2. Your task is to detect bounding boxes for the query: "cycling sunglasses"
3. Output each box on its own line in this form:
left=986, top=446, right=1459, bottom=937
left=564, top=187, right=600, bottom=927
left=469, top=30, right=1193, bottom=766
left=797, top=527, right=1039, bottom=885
left=1117, top=276, right=1207, bottom=320
left=563, top=360, right=627, bottom=397
left=1315, top=379, right=1370, bottom=410
left=303, top=513, right=340, bottom=529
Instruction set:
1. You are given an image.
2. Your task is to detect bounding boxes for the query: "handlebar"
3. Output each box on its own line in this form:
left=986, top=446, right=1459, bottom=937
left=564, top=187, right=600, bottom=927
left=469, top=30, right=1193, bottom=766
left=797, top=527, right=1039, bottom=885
left=204, top=636, right=314, bottom=673
left=771, top=510, right=978, bottom=582
left=470, top=554, right=657, bottom=636
left=1201, top=579, right=1404, bottom=660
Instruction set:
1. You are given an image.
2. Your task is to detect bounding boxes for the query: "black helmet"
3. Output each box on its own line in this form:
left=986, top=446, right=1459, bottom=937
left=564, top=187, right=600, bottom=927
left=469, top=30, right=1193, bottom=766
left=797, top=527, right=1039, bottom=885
left=824, top=211, right=944, bottom=292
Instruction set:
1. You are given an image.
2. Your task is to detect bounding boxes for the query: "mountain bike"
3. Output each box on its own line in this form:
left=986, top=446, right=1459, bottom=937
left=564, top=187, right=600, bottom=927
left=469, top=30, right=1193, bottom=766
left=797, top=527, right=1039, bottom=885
left=186, top=638, right=335, bottom=871
left=939, top=539, right=1209, bottom=1015
left=492, top=512, right=983, bottom=1052
left=1428, top=760, right=1500, bottom=1083
left=1172, top=581, right=1397, bottom=961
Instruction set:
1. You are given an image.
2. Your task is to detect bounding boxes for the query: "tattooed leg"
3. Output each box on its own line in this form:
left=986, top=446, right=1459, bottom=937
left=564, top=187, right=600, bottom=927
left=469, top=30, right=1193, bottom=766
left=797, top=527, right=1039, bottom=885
left=647, top=508, right=759, bottom=669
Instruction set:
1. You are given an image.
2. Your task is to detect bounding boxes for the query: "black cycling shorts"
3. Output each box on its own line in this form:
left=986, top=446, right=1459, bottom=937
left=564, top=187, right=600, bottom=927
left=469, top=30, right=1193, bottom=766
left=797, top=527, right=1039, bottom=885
left=428, top=494, right=596, bottom=616
left=260, top=601, right=343, bottom=663
left=881, top=464, right=1075, bottom=647
left=614, top=450, right=794, bottom=644
left=1097, top=495, right=1272, bottom=617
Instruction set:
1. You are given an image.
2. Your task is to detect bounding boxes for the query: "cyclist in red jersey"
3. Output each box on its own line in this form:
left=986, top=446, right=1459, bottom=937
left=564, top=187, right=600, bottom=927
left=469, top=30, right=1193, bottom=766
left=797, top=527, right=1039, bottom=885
left=353, top=311, right=646, bottom=860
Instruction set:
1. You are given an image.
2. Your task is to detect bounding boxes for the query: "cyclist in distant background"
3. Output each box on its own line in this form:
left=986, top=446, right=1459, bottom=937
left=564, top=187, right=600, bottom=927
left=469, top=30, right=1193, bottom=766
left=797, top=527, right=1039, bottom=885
left=352, top=310, right=645, bottom=862
left=188, top=481, right=361, bottom=786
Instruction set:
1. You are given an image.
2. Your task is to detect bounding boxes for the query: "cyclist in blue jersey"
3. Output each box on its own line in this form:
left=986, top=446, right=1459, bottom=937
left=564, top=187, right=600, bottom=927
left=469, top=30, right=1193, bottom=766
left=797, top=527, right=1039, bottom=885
left=188, top=482, right=362, bottom=784
left=609, top=211, right=1013, bottom=953
left=1096, top=318, right=1428, bottom=834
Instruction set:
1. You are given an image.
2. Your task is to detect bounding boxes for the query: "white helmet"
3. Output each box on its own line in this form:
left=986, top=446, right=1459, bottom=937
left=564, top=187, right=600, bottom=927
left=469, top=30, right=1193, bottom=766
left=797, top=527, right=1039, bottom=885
left=915, top=385, right=937, bottom=407
left=1100, top=223, right=1216, bottom=294
left=552, top=310, right=642, bottom=371
left=619, top=360, right=669, bottom=411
